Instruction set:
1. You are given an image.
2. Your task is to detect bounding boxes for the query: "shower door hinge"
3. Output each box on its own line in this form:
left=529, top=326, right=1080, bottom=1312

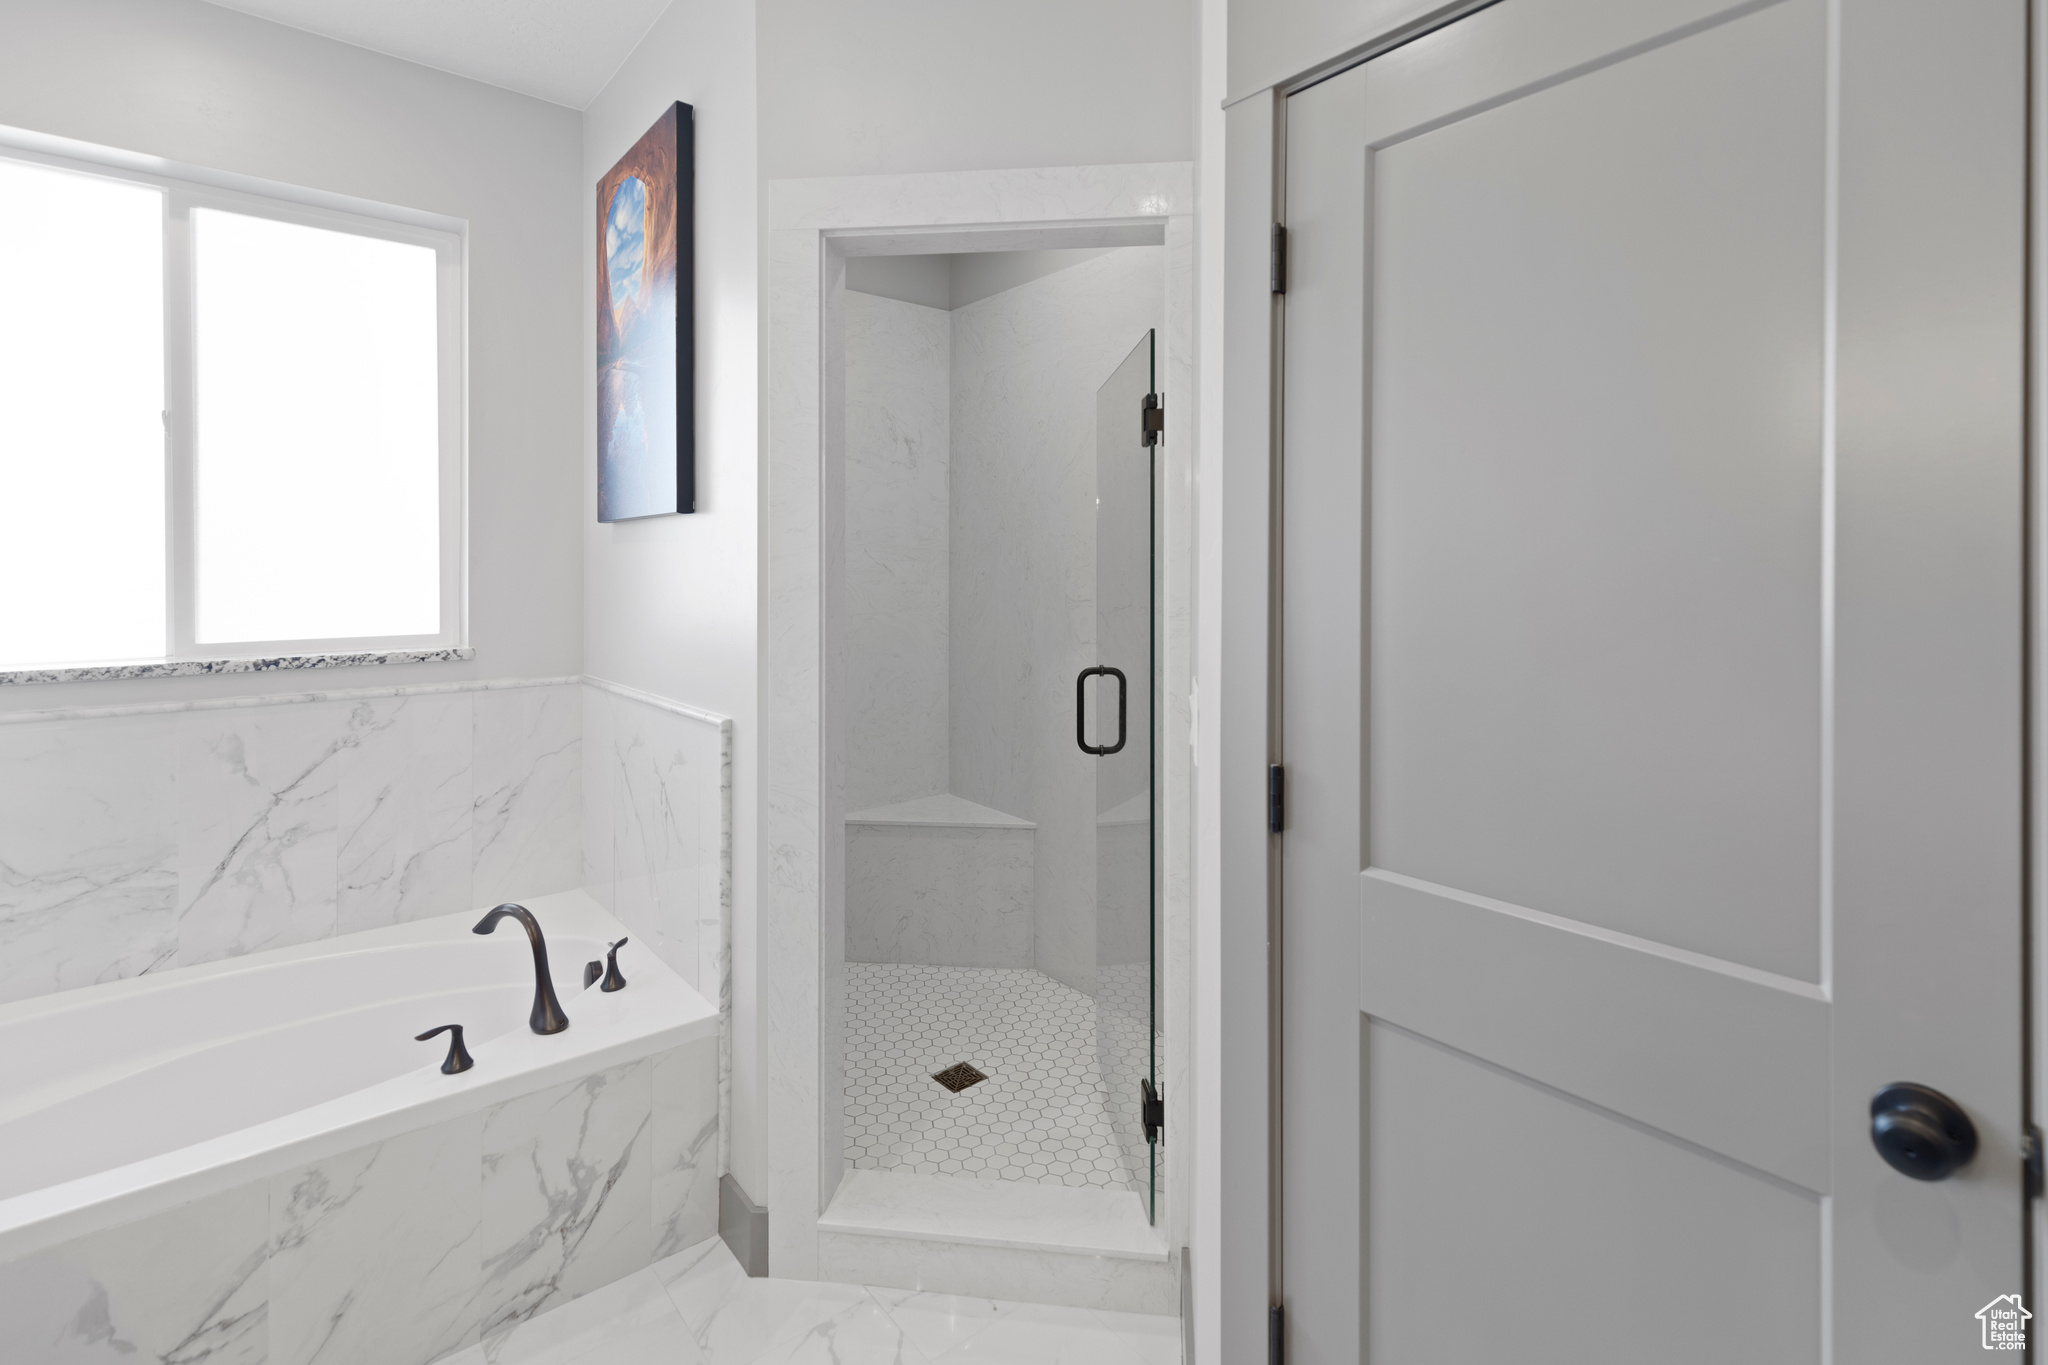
left=1269, top=764, right=1285, bottom=834
left=1141, top=392, right=1164, bottom=447
left=1271, top=223, right=1288, bottom=294
left=2027, top=1123, right=2043, bottom=1198
left=1141, top=1078, right=1165, bottom=1145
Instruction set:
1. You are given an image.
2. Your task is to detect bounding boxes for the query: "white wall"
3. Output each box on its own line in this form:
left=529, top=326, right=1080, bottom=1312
left=0, top=0, right=587, bottom=1000
left=758, top=0, right=1195, bottom=178
left=842, top=291, right=952, bottom=813
left=949, top=247, right=1165, bottom=993
left=0, top=0, right=583, bottom=718
left=580, top=0, right=765, bottom=1197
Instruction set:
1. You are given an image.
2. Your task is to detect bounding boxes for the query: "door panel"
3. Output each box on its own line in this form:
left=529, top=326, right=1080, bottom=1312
left=1365, top=1020, right=1821, bottom=1364
left=1359, top=872, right=1830, bottom=1190
left=1830, top=2, right=2026, bottom=1356
left=1368, top=0, right=1825, bottom=977
left=1358, top=0, right=1775, bottom=147
left=1280, top=0, right=2026, bottom=1359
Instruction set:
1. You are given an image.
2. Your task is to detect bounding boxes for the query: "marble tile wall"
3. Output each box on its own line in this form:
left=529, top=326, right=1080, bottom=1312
left=580, top=679, right=734, bottom=1179
left=0, top=1035, right=719, bottom=1365
left=947, top=247, right=1165, bottom=995
left=0, top=681, right=583, bottom=1008
left=843, top=289, right=953, bottom=814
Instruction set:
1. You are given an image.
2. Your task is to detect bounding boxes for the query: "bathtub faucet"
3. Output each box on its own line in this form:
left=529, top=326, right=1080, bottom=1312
left=472, top=903, right=570, bottom=1035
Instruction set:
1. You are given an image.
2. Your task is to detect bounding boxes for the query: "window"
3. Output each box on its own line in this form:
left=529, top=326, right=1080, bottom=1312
left=0, top=144, right=463, bottom=675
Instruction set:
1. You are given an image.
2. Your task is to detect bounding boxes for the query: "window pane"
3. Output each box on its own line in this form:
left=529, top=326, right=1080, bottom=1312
left=0, top=159, right=165, bottom=669
left=193, top=210, right=440, bottom=644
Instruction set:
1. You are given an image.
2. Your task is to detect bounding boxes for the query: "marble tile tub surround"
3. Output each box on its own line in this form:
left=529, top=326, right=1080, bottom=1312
left=581, top=676, right=735, bottom=1180
left=0, top=677, right=582, bottom=1007
left=426, top=1232, right=1180, bottom=1365
left=0, top=1036, right=720, bottom=1365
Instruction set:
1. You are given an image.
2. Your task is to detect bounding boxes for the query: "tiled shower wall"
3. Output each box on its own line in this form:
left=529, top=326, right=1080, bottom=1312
left=0, top=679, right=581, bottom=1007
left=945, top=246, right=1163, bottom=995
left=843, top=288, right=952, bottom=814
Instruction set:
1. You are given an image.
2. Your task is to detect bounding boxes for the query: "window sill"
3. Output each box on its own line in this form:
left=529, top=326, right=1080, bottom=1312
left=0, top=647, right=474, bottom=687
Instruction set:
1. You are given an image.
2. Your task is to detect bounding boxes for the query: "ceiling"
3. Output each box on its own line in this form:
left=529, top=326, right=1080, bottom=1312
left=199, top=0, right=673, bottom=108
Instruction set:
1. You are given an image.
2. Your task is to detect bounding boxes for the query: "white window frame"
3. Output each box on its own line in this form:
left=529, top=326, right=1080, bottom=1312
left=0, top=128, right=467, bottom=675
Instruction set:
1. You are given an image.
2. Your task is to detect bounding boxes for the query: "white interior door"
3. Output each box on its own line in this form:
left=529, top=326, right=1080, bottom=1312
left=1278, top=1, right=2027, bottom=1360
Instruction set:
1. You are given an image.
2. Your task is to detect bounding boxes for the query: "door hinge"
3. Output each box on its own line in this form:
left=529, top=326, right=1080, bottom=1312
left=1141, top=392, right=1164, bottom=447
left=1141, top=1078, right=1165, bottom=1146
left=2027, top=1123, right=2043, bottom=1198
left=1271, top=223, right=1288, bottom=294
left=1269, top=764, right=1284, bottom=834
left=1269, top=1304, right=1285, bottom=1365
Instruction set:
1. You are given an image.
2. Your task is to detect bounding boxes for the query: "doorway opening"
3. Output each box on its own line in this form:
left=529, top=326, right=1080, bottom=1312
left=835, top=244, right=1162, bottom=1223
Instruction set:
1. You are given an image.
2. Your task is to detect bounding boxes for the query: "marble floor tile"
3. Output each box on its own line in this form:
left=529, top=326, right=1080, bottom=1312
left=470, top=1265, right=679, bottom=1365
left=433, top=1237, right=1178, bottom=1365
left=864, top=1286, right=1018, bottom=1359
left=1090, top=1307, right=1183, bottom=1365
left=649, top=1230, right=747, bottom=1330
left=675, top=1270, right=869, bottom=1362
left=843, top=963, right=1132, bottom=1190
left=657, top=1233, right=870, bottom=1361
left=926, top=1303, right=1151, bottom=1365
left=752, top=1298, right=933, bottom=1365
left=567, top=1309, right=709, bottom=1365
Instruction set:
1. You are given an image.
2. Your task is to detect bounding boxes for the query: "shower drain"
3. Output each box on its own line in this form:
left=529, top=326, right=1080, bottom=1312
left=930, top=1062, right=988, bottom=1093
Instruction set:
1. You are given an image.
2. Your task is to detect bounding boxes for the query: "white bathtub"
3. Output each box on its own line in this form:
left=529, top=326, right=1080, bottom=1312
left=0, top=890, right=721, bottom=1365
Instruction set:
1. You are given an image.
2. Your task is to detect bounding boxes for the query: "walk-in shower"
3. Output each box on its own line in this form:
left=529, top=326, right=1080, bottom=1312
left=838, top=244, right=1163, bottom=1222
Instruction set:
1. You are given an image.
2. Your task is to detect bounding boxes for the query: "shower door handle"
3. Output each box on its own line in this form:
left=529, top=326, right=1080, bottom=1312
left=1077, top=666, right=1127, bottom=756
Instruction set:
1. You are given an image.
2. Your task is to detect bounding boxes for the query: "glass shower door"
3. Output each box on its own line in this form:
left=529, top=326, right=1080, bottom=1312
left=1090, top=332, right=1158, bottom=1221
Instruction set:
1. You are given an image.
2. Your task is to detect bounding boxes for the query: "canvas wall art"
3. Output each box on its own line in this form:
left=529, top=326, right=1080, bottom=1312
left=597, top=101, right=694, bottom=520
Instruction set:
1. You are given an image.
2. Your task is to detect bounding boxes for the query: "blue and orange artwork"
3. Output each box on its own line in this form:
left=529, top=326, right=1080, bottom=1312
left=596, top=102, right=693, bottom=520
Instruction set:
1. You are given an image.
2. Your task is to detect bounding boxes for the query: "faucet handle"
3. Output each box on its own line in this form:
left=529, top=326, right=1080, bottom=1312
left=415, top=1024, right=474, bottom=1074
left=602, top=937, right=629, bottom=993
left=583, top=960, right=604, bottom=989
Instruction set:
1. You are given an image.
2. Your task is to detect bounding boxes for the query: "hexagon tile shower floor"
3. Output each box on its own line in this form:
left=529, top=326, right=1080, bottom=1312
left=842, top=961, right=1136, bottom=1189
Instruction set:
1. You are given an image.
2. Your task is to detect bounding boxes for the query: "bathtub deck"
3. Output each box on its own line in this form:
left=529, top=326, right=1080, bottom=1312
left=430, top=1234, right=1180, bottom=1365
